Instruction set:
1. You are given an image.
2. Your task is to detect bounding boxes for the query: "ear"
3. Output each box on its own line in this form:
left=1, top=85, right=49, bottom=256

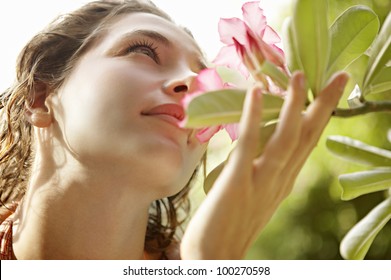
left=25, top=82, right=53, bottom=128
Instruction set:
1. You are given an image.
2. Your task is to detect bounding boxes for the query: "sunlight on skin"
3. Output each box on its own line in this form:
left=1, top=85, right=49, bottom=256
left=0, top=1, right=292, bottom=225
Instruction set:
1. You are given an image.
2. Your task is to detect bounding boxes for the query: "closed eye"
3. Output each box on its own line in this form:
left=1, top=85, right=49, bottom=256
left=125, top=40, right=160, bottom=64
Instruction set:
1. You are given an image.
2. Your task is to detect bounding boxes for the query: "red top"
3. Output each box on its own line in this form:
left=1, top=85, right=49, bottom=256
left=0, top=203, right=17, bottom=260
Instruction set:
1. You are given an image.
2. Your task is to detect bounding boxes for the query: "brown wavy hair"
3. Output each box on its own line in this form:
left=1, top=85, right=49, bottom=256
left=0, top=0, right=202, bottom=259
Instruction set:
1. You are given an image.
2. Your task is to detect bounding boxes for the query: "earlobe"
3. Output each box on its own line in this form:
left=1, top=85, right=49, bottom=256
left=25, top=82, right=53, bottom=128
left=25, top=107, right=52, bottom=128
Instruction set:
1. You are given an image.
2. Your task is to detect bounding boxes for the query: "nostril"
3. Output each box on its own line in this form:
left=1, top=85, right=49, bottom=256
left=173, top=85, right=188, bottom=93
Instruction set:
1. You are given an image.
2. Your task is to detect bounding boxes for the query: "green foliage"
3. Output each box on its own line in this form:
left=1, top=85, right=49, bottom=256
left=326, top=136, right=391, bottom=166
left=292, top=0, right=330, bottom=96
left=340, top=196, right=391, bottom=259
left=363, top=12, right=391, bottom=95
left=286, top=2, right=385, bottom=100
left=344, top=55, right=369, bottom=106
left=245, top=113, right=391, bottom=260
left=326, top=134, right=391, bottom=259
left=251, top=0, right=391, bottom=260
left=260, top=61, right=289, bottom=90
left=184, top=89, right=283, bottom=128
left=328, top=0, right=374, bottom=24
left=369, top=66, right=391, bottom=95
left=185, top=0, right=391, bottom=259
left=185, top=1, right=389, bottom=124
left=327, top=6, right=379, bottom=78
left=339, top=169, right=391, bottom=200
left=282, top=18, right=300, bottom=74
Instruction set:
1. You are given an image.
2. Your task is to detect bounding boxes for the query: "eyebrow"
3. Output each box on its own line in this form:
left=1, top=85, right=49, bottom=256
left=118, top=29, right=172, bottom=47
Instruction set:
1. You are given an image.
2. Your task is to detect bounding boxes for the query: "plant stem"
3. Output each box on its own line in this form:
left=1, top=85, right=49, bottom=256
left=332, top=100, right=391, bottom=117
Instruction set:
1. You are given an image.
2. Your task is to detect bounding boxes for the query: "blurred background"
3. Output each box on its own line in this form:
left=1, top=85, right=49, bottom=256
left=1, top=0, right=390, bottom=259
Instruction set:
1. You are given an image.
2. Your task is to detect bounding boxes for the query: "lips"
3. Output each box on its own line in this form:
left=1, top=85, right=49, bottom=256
left=142, top=103, right=185, bottom=126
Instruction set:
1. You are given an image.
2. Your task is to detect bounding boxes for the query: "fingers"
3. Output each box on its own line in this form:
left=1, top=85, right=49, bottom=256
left=284, top=71, right=350, bottom=183
left=258, top=72, right=307, bottom=168
left=230, top=83, right=263, bottom=167
left=225, top=71, right=348, bottom=186
left=302, top=71, right=349, bottom=139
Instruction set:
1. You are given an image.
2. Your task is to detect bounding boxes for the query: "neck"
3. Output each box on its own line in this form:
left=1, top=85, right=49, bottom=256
left=12, top=154, right=155, bottom=260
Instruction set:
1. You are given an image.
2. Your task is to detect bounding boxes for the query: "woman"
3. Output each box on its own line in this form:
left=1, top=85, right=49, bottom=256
left=0, top=0, right=348, bottom=259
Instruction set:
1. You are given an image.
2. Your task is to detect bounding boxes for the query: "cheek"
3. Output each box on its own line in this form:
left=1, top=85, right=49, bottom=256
left=53, top=61, right=156, bottom=156
left=79, top=65, right=147, bottom=113
left=64, top=57, right=159, bottom=112
left=66, top=58, right=160, bottom=121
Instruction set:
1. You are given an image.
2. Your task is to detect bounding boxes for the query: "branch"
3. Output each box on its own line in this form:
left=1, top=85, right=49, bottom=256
left=332, top=100, right=391, bottom=117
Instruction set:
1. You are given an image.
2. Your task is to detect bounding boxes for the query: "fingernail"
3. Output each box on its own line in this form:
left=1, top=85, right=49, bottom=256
left=253, top=82, right=263, bottom=97
left=298, top=73, right=306, bottom=89
left=294, top=72, right=305, bottom=89
left=337, top=74, right=349, bottom=91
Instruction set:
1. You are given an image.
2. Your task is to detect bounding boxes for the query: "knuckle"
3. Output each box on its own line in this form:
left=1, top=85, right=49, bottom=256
left=318, top=91, right=339, bottom=108
left=300, top=127, right=318, bottom=149
left=262, top=152, right=286, bottom=171
left=271, top=129, right=300, bottom=155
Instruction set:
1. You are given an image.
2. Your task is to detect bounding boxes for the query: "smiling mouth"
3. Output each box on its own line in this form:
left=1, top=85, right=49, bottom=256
left=142, top=103, right=185, bottom=126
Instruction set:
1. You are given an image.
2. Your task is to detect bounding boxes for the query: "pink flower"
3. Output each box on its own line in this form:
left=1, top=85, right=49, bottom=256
left=181, top=2, right=290, bottom=143
left=180, top=68, right=239, bottom=143
left=213, top=1, right=285, bottom=79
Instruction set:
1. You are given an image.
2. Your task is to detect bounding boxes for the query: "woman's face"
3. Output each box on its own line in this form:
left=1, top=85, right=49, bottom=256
left=48, top=12, right=207, bottom=196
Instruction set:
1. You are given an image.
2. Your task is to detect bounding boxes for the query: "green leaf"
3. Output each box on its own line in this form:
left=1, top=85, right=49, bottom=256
left=183, top=89, right=283, bottom=128
left=327, top=6, right=379, bottom=78
left=203, top=122, right=277, bottom=194
left=339, top=169, right=391, bottom=200
left=282, top=17, right=301, bottom=74
left=346, top=54, right=369, bottom=89
left=365, top=66, right=391, bottom=95
left=327, top=0, right=373, bottom=26
left=363, top=12, right=391, bottom=90
left=293, top=0, right=330, bottom=96
left=204, top=160, right=225, bottom=194
left=260, top=61, right=289, bottom=90
left=344, top=55, right=369, bottom=108
left=345, top=54, right=369, bottom=98
left=340, top=196, right=391, bottom=260
left=326, top=135, right=391, bottom=166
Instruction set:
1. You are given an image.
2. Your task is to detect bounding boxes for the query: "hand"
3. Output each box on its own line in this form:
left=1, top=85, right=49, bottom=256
left=180, top=71, right=349, bottom=259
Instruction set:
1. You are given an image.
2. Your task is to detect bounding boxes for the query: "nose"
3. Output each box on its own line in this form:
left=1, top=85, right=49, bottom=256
left=162, top=73, right=197, bottom=96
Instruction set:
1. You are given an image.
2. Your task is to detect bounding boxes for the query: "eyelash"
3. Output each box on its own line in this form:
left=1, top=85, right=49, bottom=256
left=125, top=40, right=160, bottom=63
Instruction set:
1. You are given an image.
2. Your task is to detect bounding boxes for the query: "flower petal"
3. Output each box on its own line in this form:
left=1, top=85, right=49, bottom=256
left=242, top=1, right=267, bottom=36
left=258, top=39, right=285, bottom=68
left=179, top=90, right=204, bottom=128
left=271, top=44, right=285, bottom=57
left=223, top=123, right=240, bottom=141
left=213, top=45, right=250, bottom=78
left=196, top=126, right=222, bottom=143
left=218, top=17, right=248, bottom=45
left=262, top=25, right=281, bottom=44
left=196, top=68, right=224, bottom=91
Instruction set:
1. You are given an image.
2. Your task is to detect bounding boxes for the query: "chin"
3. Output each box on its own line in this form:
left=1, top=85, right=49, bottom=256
left=153, top=170, right=196, bottom=200
left=146, top=160, right=198, bottom=200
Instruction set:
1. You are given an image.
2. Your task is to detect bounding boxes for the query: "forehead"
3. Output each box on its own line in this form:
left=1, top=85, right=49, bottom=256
left=99, top=12, right=203, bottom=56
